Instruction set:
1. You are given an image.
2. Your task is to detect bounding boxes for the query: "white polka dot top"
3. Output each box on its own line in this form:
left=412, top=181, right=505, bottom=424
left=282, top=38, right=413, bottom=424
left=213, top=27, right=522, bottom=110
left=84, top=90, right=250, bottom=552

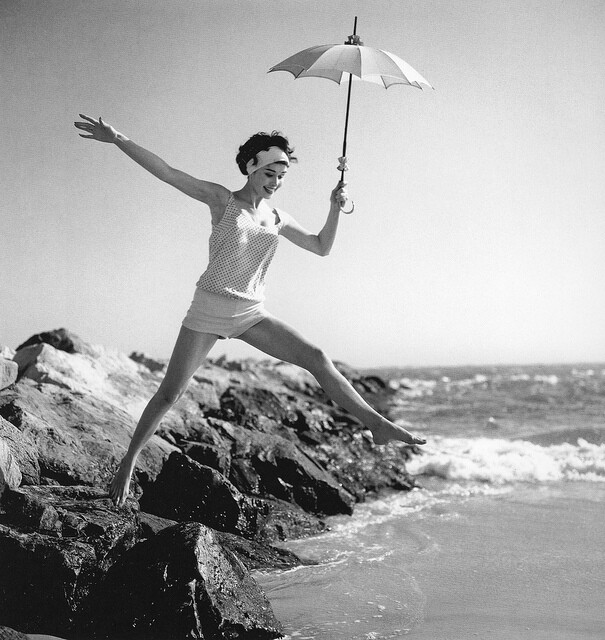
left=196, top=193, right=285, bottom=302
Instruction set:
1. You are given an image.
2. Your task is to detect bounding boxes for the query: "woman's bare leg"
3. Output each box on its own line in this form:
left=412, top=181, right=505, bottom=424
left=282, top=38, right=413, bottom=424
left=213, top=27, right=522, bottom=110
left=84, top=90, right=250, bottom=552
left=109, top=326, right=218, bottom=506
left=238, top=316, right=426, bottom=446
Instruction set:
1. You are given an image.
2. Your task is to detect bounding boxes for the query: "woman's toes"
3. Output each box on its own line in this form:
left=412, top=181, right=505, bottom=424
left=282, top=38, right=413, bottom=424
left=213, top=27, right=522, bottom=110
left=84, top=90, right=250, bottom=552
left=372, top=422, right=427, bottom=446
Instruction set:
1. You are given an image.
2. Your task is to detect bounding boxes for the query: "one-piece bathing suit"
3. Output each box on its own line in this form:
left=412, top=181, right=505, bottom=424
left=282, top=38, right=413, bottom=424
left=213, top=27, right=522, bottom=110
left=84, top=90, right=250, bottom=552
left=182, top=193, right=285, bottom=338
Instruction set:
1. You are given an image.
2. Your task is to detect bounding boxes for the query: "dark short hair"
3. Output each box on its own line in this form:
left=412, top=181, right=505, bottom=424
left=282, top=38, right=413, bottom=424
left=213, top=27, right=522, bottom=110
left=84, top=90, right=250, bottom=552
left=236, top=131, right=297, bottom=175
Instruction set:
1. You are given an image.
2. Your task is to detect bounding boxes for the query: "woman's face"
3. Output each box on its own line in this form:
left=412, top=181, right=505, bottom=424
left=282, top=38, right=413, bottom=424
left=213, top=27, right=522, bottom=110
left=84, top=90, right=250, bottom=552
left=250, top=162, right=289, bottom=198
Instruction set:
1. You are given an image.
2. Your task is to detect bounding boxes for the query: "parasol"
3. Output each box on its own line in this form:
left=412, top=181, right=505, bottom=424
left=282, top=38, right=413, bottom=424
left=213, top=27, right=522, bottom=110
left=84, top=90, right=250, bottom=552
left=268, top=17, right=433, bottom=213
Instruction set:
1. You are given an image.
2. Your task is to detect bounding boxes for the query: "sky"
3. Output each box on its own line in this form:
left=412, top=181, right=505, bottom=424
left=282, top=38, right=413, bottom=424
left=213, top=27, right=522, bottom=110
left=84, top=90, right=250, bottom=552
left=1, top=0, right=604, bottom=368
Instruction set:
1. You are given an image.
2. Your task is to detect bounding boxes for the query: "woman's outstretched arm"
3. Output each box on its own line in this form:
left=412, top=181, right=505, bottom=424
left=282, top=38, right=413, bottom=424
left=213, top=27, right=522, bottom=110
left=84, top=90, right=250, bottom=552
left=280, top=181, right=348, bottom=256
left=74, top=114, right=227, bottom=206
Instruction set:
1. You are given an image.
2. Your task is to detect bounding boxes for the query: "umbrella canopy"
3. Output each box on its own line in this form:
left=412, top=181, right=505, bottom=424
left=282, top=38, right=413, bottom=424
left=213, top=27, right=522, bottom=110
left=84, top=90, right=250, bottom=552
left=269, top=42, right=433, bottom=90
left=268, top=18, right=433, bottom=213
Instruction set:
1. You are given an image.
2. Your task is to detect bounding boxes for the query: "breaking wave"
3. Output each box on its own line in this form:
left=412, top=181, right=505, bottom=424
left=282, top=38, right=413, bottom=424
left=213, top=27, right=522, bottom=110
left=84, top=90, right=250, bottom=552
left=407, top=435, right=605, bottom=484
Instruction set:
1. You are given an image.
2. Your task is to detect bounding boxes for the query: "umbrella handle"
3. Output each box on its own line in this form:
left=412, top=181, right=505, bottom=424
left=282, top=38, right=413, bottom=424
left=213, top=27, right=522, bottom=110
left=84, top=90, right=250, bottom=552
left=337, top=156, right=355, bottom=214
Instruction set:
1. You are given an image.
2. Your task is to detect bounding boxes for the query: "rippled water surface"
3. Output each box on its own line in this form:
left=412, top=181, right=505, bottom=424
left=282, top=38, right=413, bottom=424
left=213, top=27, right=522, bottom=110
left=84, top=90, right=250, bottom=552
left=257, top=481, right=605, bottom=639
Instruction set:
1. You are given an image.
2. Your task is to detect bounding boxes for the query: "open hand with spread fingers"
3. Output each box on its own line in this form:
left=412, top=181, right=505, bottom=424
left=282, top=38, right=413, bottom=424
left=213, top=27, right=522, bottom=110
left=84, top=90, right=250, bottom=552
left=74, top=114, right=119, bottom=143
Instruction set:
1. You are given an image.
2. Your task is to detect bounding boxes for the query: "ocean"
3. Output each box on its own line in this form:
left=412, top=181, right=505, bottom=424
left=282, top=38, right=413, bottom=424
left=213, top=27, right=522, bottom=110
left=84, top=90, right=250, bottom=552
left=256, top=365, right=605, bottom=639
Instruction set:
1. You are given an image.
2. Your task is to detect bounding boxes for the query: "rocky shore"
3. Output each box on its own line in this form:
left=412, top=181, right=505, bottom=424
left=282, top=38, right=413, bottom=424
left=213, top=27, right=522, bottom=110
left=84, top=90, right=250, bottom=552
left=0, top=329, right=420, bottom=639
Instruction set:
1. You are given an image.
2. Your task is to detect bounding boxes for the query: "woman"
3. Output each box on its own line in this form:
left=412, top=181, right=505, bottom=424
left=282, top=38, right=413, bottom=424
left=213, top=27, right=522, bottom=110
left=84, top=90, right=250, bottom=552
left=74, top=114, right=426, bottom=507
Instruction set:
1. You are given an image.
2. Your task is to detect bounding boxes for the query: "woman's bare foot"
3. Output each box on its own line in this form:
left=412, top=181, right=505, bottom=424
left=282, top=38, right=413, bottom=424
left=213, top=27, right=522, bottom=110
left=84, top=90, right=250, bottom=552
left=109, top=457, right=135, bottom=507
left=370, top=419, right=427, bottom=446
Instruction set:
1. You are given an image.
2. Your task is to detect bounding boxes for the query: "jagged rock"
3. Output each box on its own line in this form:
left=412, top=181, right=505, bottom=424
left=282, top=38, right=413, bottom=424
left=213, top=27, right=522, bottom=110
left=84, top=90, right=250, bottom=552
left=12, top=336, right=220, bottom=441
left=128, top=351, right=166, bottom=372
left=300, top=431, right=418, bottom=501
left=0, top=486, right=139, bottom=636
left=93, top=522, right=283, bottom=640
left=14, top=332, right=224, bottom=443
left=192, top=362, right=241, bottom=398
left=15, top=328, right=95, bottom=356
left=160, top=395, right=221, bottom=443
left=0, top=523, right=98, bottom=635
left=215, top=382, right=336, bottom=443
left=218, top=385, right=292, bottom=431
left=138, top=511, right=307, bottom=571
left=138, top=510, right=178, bottom=538
left=0, top=346, right=16, bottom=359
left=0, top=416, right=40, bottom=485
left=257, top=361, right=319, bottom=395
left=12, top=342, right=154, bottom=420
left=253, top=496, right=328, bottom=542
left=332, top=361, right=390, bottom=396
left=181, top=439, right=232, bottom=475
left=0, top=379, right=175, bottom=489
left=358, top=374, right=387, bottom=393
left=218, top=421, right=355, bottom=516
left=0, top=357, right=18, bottom=391
left=213, top=354, right=260, bottom=372
left=0, top=439, right=21, bottom=496
left=140, top=452, right=260, bottom=538
left=216, top=530, right=308, bottom=571
left=1, top=486, right=139, bottom=568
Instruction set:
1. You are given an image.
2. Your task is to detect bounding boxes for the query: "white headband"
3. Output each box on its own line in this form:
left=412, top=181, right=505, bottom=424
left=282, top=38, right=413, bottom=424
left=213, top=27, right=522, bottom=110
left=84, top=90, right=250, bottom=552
left=246, top=146, right=290, bottom=175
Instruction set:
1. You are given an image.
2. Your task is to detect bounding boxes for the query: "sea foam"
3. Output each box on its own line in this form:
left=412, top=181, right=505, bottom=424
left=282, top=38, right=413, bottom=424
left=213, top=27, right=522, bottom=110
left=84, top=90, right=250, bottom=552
left=407, top=436, right=605, bottom=484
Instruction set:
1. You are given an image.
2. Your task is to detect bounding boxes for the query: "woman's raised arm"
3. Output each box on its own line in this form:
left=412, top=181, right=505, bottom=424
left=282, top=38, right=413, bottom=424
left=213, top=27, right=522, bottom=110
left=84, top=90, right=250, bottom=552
left=280, top=181, right=348, bottom=256
left=74, top=114, right=227, bottom=205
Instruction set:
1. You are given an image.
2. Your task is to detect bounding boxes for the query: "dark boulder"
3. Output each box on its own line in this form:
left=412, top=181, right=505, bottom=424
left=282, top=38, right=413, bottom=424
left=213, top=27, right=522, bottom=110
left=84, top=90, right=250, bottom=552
left=140, top=451, right=261, bottom=538
left=181, top=439, right=232, bottom=476
left=0, top=486, right=140, bottom=635
left=93, top=522, right=283, bottom=639
left=15, top=328, right=94, bottom=356
left=216, top=529, right=309, bottom=572
left=0, top=524, right=99, bottom=635
left=218, top=385, right=293, bottom=431
left=218, top=421, right=355, bottom=516
left=138, top=511, right=307, bottom=572
left=128, top=351, right=167, bottom=373
left=0, top=486, right=140, bottom=570
left=138, top=510, right=179, bottom=538
left=253, top=496, right=328, bottom=542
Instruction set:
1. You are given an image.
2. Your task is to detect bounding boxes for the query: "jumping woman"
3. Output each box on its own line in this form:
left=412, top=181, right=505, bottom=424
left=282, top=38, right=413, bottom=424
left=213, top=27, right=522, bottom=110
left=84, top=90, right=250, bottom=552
left=74, top=114, right=426, bottom=507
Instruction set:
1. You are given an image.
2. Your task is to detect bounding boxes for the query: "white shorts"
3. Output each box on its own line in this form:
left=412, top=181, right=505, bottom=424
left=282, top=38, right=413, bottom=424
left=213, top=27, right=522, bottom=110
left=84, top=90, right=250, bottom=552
left=181, top=288, right=269, bottom=339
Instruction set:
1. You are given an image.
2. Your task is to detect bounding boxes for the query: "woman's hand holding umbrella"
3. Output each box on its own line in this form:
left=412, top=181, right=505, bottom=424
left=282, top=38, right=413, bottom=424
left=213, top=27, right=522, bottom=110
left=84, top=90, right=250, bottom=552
left=331, top=180, right=349, bottom=211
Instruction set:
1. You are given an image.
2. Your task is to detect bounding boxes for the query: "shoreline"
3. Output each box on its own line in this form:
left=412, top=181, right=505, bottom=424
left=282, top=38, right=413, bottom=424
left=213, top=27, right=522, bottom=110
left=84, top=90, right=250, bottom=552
left=258, top=480, right=605, bottom=640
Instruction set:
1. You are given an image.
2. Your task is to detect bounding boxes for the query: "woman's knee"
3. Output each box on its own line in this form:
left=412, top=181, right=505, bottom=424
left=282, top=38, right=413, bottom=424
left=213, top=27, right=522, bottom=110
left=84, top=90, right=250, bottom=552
left=154, top=382, right=188, bottom=407
left=299, top=344, right=331, bottom=373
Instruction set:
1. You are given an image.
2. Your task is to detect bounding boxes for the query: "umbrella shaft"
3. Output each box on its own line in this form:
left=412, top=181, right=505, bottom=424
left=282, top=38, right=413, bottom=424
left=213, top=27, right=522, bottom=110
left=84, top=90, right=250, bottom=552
left=340, top=17, right=357, bottom=182
left=341, top=72, right=353, bottom=182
